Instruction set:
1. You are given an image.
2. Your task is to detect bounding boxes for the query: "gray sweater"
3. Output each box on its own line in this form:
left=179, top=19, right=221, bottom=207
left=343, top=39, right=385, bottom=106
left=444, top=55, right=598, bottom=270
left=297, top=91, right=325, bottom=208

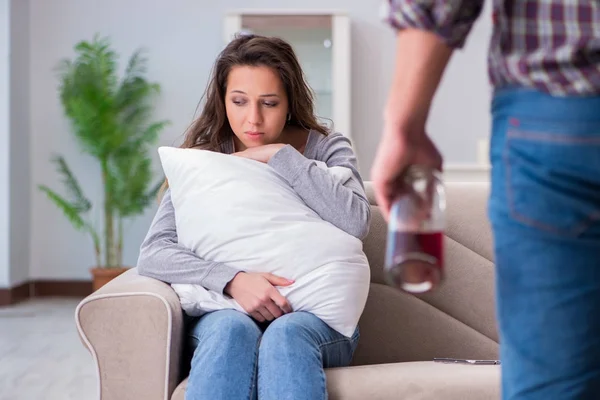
left=136, top=131, right=371, bottom=294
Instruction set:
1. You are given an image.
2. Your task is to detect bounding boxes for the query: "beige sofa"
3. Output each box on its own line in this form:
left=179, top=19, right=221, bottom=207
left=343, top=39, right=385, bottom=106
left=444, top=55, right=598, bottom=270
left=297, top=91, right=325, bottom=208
left=75, top=182, right=500, bottom=400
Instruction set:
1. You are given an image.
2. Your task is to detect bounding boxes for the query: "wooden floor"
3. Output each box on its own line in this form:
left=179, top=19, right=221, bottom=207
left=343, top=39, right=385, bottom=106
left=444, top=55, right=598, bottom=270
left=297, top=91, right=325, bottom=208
left=0, top=298, right=96, bottom=400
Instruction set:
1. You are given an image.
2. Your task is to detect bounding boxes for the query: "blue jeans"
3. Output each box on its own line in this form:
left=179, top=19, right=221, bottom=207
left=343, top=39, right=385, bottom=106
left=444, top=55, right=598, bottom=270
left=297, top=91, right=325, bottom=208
left=184, top=310, right=359, bottom=400
left=489, top=87, right=600, bottom=399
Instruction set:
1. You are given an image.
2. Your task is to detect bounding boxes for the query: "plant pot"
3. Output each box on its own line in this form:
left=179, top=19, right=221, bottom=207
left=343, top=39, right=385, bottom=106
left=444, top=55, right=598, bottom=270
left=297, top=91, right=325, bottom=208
left=90, top=267, right=130, bottom=292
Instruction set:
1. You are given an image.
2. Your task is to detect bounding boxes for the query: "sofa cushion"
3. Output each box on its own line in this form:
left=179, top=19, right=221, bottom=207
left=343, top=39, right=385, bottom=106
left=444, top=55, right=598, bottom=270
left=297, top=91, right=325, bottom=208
left=352, top=283, right=498, bottom=366
left=359, top=182, right=499, bottom=366
left=171, top=361, right=500, bottom=400
left=326, top=361, right=500, bottom=400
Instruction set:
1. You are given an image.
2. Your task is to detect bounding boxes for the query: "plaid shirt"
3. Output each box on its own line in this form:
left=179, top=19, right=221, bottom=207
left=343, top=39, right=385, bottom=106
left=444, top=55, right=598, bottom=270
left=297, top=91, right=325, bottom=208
left=383, top=0, right=600, bottom=96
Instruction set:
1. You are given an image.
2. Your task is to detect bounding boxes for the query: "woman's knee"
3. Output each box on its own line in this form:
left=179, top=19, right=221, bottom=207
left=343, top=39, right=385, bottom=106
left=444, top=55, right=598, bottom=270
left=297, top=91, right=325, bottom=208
left=261, top=312, right=322, bottom=347
left=189, top=309, right=262, bottom=346
left=259, top=312, right=358, bottom=368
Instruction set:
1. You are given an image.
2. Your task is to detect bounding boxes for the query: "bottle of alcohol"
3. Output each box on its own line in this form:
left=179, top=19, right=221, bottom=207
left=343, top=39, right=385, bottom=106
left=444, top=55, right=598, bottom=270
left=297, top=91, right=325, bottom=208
left=384, top=165, right=446, bottom=293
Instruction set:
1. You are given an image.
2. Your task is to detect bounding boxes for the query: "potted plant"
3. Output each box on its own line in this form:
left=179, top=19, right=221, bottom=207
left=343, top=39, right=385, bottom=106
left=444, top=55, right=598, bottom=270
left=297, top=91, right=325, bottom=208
left=38, top=35, right=169, bottom=291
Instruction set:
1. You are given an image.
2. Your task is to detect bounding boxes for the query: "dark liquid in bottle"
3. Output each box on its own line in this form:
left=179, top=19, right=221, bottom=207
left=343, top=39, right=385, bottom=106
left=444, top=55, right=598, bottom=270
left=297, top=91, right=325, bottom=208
left=386, top=231, right=444, bottom=293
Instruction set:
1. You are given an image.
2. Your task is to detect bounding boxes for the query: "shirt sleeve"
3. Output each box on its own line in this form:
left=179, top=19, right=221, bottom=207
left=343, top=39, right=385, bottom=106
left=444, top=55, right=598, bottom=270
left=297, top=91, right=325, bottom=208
left=382, top=0, right=484, bottom=48
left=267, top=132, right=371, bottom=240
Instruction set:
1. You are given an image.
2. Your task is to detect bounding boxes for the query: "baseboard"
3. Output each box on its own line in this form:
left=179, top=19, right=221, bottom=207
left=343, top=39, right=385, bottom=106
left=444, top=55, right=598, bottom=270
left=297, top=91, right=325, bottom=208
left=32, top=280, right=93, bottom=297
left=0, top=280, right=93, bottom=306
left=0, top=281, right=31, bottom=306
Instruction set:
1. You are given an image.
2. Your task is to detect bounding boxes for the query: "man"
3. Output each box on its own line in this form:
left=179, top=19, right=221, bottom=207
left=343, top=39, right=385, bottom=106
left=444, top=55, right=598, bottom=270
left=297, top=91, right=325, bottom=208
left=371, top=1, right=600, bottom=399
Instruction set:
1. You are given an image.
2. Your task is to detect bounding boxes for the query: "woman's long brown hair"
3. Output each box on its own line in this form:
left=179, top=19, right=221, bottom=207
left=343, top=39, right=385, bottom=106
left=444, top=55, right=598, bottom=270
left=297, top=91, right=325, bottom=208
left=160, top=33, right=329, bottom=197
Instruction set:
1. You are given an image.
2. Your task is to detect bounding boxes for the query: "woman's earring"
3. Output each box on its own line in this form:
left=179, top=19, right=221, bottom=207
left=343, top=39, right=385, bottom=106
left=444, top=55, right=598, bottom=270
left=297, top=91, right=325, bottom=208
left=287, top=113, right=291, bottom=122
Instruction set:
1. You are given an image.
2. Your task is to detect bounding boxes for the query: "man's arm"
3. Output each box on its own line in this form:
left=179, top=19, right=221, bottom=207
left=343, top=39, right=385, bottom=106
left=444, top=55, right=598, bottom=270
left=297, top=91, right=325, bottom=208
left=385, top=29, right=454, bottom=130
left=372, top=0, right=484, bottom=218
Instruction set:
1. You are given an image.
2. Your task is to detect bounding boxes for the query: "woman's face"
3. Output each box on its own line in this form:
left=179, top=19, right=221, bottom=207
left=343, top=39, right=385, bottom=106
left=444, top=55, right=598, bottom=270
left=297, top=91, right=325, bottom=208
left=225, top=65, right=289, bottom=151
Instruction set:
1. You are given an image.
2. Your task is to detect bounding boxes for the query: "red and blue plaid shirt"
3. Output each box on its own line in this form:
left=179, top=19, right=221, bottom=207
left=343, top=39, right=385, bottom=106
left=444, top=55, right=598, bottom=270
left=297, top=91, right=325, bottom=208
left=383, top=0, right=600, bottom=96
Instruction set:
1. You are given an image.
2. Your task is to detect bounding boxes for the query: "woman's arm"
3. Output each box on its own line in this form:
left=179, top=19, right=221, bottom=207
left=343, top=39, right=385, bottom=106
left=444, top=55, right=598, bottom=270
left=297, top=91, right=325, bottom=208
left=267, top=132, right=371, bottom=240
left=136, top=189, right=241, bottom=293
left=138, top=189, right=295, bottom=320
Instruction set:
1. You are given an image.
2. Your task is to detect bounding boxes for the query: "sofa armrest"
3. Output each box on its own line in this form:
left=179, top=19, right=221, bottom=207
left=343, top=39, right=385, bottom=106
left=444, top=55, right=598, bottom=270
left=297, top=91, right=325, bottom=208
left=75, top=268, right=184, bottom=400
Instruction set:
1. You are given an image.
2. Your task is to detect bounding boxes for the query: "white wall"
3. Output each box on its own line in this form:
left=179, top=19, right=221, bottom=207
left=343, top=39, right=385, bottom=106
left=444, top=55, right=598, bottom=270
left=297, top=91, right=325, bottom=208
left=0, top=0, right=10, bottom=287
left=28, top=0, right=492, bottom=280
left=430, top=2, right=492, bottom=165
left=9, top=0, right=30, bottom=287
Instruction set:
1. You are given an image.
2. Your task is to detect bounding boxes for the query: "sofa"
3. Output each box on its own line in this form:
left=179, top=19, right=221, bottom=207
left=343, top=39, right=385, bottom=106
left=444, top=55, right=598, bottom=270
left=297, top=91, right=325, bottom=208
left=75, top=182, right=501, bottom=399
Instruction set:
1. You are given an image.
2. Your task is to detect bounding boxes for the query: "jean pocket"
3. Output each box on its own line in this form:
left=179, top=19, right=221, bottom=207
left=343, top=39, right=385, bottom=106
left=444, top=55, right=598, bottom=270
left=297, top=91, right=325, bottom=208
left=503, top=117, right=600, bottom=237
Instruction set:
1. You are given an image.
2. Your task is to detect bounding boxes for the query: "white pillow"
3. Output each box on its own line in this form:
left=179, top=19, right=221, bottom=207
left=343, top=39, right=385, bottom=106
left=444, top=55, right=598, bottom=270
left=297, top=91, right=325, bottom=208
left=157, top=146, right=370, bottom=337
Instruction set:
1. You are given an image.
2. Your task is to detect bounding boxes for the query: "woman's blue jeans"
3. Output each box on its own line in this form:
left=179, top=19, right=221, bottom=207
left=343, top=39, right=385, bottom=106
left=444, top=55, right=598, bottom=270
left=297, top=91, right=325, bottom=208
left=489, top=87, right=600, bottom=399
left=184, top=310, right=359, bottom=400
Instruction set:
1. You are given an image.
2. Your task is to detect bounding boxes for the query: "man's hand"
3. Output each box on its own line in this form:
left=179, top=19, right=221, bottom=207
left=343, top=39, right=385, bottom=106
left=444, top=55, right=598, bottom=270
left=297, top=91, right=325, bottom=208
left=372, top=29, right=452, bottom=221
left=232, top=144, right=286, bottom=163
left=371, top=121, right=442, bottom=221
left=224, top=272, right=294, bottom=322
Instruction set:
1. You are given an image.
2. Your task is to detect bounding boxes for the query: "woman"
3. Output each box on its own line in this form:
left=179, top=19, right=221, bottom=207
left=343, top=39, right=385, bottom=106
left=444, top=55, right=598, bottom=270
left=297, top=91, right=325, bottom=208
left=137, top=34, right=370, bottom=400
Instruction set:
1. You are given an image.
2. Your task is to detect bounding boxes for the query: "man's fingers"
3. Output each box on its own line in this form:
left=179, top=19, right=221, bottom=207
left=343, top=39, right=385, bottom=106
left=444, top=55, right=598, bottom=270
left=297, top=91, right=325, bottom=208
left=372, top=170, right=399, bottom=221
left=272, top=292, right=293, bottom=314
left=371, top=163, right=388, bottom=218
left=371, top=139, right=408, bottom=221
left=374, top=187, right=391, bottom=220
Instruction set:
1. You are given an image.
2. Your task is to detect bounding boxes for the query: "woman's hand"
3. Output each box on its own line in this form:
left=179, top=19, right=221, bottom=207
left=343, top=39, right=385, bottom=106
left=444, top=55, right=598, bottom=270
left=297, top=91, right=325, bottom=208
left=224, top=271, right=294, bottom=322
left=233, top=143, right=286, bottom=163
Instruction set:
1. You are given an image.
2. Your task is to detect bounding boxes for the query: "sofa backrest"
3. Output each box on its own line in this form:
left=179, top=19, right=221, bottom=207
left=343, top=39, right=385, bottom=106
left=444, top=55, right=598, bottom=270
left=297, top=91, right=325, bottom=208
left=352, top=182, right=499, bottom=366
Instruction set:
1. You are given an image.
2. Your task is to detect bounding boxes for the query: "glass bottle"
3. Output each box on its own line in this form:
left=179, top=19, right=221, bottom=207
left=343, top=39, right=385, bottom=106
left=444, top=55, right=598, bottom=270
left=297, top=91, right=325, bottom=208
left=384, top=165, right=446, bottom=294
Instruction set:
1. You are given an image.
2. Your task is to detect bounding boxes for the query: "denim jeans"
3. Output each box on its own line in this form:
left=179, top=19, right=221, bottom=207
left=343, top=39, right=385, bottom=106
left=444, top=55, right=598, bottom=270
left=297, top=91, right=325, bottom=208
left=489, top=87, right=600, bottom=399
left=184, top=309, right=359, bottom=400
